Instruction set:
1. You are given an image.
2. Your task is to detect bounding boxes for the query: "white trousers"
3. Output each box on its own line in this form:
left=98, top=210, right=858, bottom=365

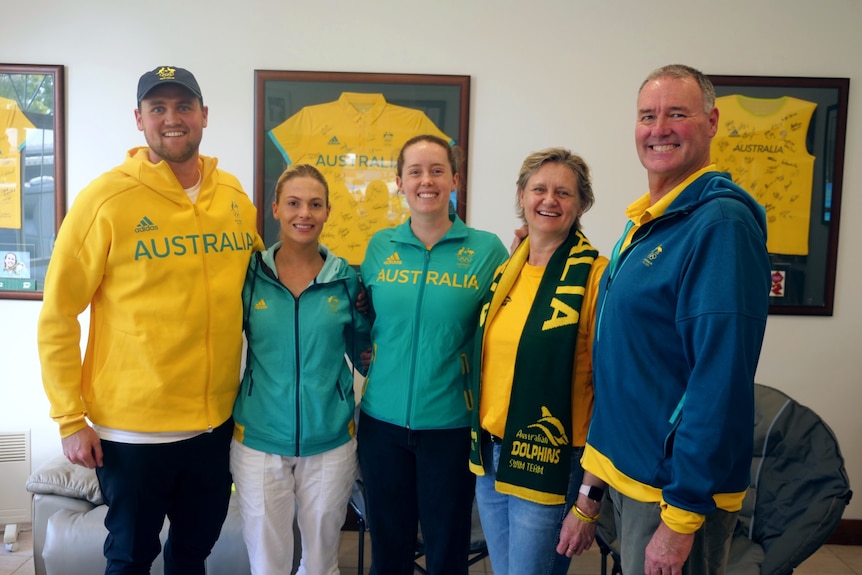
left=230, top=438, right=358, bottom=575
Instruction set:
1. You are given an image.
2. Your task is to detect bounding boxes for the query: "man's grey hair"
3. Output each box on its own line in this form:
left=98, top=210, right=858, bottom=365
left=640, top=64, right=716, bottom=113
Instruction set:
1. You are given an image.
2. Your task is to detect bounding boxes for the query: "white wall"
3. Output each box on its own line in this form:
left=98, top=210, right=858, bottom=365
left=2, top=0, right=860, bottom=518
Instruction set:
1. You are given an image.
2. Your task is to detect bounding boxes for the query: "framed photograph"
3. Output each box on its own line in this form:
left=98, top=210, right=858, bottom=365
left=709, top=75, right=849, bottom=316
left=254, top=70, right=470, bottom=265
left=0, top=63, right=65, bottom=300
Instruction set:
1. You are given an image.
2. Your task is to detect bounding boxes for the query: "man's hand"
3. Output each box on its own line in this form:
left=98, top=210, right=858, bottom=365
left=644, top=521, right=694, bottom=575
left=62, top=426, right=103, bottom=469
left=360, top=347, right=372, bottom=371
left=356, top=286, right=370, bottom=315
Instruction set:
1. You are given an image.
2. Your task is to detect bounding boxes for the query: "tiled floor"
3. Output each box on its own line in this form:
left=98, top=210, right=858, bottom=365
left=2, top=523, right=860, bottom=575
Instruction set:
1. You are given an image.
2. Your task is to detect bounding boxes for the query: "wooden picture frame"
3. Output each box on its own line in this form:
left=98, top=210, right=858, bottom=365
left=0, top=63, right=65, bottom=300
left=254, top=70, right=470, bottom=265
left=709, top=75, right=849, bottom=316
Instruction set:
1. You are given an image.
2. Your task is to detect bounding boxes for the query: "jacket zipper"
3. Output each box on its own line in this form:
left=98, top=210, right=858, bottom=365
left=293, top=294, right=302, bottom=457
left=405, top=248, right=431, bottom=428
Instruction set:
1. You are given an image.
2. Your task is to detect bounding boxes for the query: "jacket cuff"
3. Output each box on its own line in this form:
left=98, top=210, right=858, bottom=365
left=58, top=415, right=88, bottom=439
left=659, top=501, right=705, bottom=534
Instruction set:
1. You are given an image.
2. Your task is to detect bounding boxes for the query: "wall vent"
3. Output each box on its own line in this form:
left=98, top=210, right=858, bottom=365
left=0, top=431, right=31, bottom=524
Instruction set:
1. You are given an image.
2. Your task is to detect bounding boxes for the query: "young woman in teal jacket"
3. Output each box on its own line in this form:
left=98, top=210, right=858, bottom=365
left=358, top=135, right=508, bottom=575
left=230, top=164, right=370, bottom=575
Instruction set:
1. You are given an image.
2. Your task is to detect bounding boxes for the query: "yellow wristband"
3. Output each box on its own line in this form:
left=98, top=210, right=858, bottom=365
left=571, top=504, right=598, bottom=524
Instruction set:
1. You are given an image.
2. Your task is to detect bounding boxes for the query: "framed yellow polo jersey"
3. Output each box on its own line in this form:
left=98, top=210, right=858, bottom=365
left=254, top=71, right=470, bottom=265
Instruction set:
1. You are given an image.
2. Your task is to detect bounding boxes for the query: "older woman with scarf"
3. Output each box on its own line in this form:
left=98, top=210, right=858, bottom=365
left=469, top=148, right=609, bottom=575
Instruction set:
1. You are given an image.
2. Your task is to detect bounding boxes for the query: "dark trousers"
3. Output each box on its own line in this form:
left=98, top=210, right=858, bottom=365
left=357, top=411, right=475, bottom=575
left=95, top=418, right=234, bottom=575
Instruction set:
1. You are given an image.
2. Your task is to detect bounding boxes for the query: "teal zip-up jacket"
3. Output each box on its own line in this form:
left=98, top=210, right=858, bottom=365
left=359, top=215, right=508, bottom=430
left=232, top=242, right=371, bottom=457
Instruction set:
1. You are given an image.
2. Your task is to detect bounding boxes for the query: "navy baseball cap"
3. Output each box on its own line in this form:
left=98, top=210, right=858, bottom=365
left=137, top=66, right=203, bottom=103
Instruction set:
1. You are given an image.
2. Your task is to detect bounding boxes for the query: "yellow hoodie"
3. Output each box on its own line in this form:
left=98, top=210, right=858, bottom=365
left=38, top=147, right=263, bottom=437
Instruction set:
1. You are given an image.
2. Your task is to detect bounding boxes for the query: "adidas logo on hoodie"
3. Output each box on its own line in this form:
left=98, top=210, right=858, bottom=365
left=134, top=216, right=159, bottom=233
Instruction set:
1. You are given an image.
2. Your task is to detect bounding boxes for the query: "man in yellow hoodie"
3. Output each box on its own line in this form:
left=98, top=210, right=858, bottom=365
left=37, top=66, right=263, bottom=575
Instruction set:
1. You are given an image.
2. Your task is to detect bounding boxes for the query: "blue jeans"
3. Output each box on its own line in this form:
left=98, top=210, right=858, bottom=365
left=356, top=412, right=475, bottom=575
left=474, top=435, right=584, bottom=575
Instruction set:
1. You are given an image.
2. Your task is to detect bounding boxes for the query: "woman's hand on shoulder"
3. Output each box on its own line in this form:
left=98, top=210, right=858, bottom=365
left=510, top=225, right=528, bottom=254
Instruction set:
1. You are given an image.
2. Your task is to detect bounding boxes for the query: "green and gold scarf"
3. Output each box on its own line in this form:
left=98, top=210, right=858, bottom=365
left=469, top=229, right=597, bottom=504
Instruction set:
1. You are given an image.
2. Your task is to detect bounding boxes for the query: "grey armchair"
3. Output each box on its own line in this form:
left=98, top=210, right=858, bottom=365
left=595, top=383, right=853, bottom=575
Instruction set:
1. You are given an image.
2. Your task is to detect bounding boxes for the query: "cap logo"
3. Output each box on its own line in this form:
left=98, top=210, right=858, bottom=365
left=138, top=66, right=202, bottom=103
left=156, top=67, right=178, bottom=80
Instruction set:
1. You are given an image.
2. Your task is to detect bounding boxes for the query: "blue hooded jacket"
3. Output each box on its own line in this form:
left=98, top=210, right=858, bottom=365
left=584, top=170, right=770, bottom=533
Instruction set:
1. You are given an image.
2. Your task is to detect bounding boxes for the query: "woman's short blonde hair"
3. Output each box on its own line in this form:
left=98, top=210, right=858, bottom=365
left=515, top=148, right=594, bottom=230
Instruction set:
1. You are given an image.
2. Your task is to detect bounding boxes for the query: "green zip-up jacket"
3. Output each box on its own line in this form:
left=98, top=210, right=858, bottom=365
left=359, top=215, right=507, bottom=430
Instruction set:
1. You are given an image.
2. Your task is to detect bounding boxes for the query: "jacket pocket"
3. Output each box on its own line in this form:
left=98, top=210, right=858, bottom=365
left=460, top=353, right=474, bottom=410
left=245, top=369, right=255, bottom=397
left=663, top=391, right=685, bottom=457
left=335, top=377, right=346, bottom=402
